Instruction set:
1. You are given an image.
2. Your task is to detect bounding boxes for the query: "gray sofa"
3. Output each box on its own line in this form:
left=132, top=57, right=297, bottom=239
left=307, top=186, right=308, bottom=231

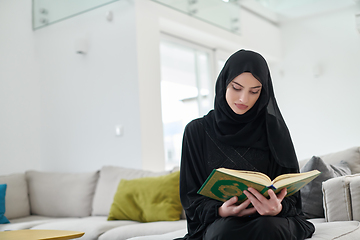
left=0, top=166, right=186, bottom=240
left=1, top=147, right=360, bottom=240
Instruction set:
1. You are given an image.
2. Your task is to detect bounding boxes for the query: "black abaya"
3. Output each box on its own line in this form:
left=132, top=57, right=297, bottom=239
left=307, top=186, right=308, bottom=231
left=178, top=118, right=315, bottom=240
left=177, top=50, right=315, bottom=240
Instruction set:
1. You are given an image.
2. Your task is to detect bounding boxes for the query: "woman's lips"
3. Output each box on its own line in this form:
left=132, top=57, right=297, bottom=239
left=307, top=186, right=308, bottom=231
left=235, top=103, right=248, bottom=110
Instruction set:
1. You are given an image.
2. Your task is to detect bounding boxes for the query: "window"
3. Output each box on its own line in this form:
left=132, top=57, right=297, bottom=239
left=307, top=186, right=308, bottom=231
left=159, top=36, right=215, bottom=170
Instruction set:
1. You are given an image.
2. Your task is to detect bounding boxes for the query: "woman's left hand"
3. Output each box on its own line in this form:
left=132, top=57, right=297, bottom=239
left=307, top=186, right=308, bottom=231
left=243, top=187, right=287, bottom=216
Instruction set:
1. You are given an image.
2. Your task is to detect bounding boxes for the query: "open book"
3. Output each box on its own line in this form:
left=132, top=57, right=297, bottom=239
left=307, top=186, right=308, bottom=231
left=198, top=168, right=321, bottom=203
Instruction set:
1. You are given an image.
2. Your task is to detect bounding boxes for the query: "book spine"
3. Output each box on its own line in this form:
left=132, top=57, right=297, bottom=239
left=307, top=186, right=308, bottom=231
left=197, top=169, right=217, bottom=194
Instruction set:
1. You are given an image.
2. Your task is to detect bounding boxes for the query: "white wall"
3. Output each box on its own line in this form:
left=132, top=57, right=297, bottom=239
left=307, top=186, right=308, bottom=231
left=0, top=0, right=42, bottom=174
left=0, top=0, right=143, bottom=174
left=272, top=6, right=360, bottom=160
left=36, top=0, right=143, bottom=173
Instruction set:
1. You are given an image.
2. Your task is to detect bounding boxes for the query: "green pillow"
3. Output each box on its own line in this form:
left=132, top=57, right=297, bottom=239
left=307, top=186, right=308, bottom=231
left=108, top=171, right=182, bottom=222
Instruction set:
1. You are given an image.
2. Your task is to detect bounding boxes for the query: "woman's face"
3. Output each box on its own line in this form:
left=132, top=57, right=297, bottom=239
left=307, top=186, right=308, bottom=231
left=225, top=72, right=262, bottom=115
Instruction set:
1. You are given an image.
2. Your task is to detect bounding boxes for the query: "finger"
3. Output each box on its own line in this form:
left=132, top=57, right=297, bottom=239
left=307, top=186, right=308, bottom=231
left=277, top=188, right=287, bottom=201
left=247, top=188, right=267, bottom=202
left=243, top=190, right=256, bottom=202
left=243, top=190, right=262, bottom=210
left=223, top=196, right=238, bottom=207
left=269, top=188, right=286, bottom=201
left=268, top=189, right=277, bottom=200
left=237, top=207, right=257, bottom=217
left=233, top=199, right=255, bottom=216
left=231, top=198, right=251, bottom=213
left=237, top=198, right=252, bottom=209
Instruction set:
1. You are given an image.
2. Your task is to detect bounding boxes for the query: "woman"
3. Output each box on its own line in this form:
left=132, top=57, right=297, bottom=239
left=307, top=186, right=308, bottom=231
left=178, top=50, right=315, bottom=240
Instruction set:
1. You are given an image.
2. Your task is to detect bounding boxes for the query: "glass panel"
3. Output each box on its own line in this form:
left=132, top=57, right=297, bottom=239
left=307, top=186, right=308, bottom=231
left=152, top=0, right=241, bottom=34
left=33, top=0, right=119, bottom=30
left=196, top=52, right=212, bottom=116
left=160, top=40, right=213, bottom=170
left=217, top=59, right=226, bottom=75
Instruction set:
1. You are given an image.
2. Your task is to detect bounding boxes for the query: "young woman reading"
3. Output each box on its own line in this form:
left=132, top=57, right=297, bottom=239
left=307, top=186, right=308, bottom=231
left=177, top=50, right=315, bottom=240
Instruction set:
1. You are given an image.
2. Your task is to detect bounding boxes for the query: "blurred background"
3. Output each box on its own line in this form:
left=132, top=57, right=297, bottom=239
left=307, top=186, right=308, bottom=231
left=0, top=0, right=359, bottom=174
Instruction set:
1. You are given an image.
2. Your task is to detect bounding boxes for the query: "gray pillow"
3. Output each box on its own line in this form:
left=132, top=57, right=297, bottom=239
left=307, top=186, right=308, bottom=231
left=26, top=170, right=99, bottom=218
left=0, top=173, right=30, bottom=219
left=300, top=156, right=351, bottom=219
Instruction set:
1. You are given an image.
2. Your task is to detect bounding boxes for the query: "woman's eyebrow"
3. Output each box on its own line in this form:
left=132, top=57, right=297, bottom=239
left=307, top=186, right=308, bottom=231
left=232, top=81, right=262, bottom=89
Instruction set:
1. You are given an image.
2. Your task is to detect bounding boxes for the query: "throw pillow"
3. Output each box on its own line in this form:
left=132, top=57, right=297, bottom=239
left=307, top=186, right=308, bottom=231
left=300, top=156, right=351, bottom=219
left=322, top=174, right=358, bottom=222
left=0, top=173, right=30, bottom=219
left=108, top=171, right=182, bottom=222
left=0, top=184, right=10, bottom=224
left=26, top=170, right=99, bottom=218
left=92, top=166, right=174, bottom=216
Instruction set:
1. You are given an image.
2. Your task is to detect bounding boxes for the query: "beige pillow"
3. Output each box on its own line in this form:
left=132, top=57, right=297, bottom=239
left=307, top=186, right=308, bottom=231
left=26, top=170, right=99, bottom=217
left=0, top=173, right=30, bottom=219
left=322, top=174, right=360, bottom=222
left=322, top=176, right=352, bottom=222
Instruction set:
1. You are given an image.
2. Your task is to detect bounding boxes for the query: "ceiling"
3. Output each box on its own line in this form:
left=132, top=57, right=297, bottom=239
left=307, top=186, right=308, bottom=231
left=240, top=0, right=358, bottom=23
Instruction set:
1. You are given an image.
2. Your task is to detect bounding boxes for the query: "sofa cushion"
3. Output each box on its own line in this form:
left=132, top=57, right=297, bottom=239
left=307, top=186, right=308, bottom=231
left=124, top=229, right=187, bottom=240
left=124, top=220, right=360, bottom=240
left=0, top=173, right=30, bottom=219
left=98, top=220, right=187, bottom=240
left=0, top=216, right=78, bottom=231
left=300, top=156, right=351, bottom=218
left=108, top=171, right=182, bottom=222
left=26, top=170, right=99, bottom=218
left=0, top=184, right=10, bottom=224
left=306, top=220, right=360, bottom=240
left=322, top=175, right=355, bottom=221
left=31, top=216, right=137, bottom=240
left=92, top=166, right=173, bottom=216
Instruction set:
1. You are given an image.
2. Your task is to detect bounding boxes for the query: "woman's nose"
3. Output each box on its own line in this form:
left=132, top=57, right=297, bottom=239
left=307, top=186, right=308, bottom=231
left=239, top=92, right=248, bottom=104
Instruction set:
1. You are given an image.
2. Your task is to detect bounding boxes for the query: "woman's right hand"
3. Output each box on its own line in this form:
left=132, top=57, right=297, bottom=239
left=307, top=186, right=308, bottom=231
left=218, top=196, right=257, bottom=218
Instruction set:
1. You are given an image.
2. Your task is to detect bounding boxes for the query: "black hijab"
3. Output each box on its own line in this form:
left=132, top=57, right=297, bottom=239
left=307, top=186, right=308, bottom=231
left=204, top=49, right=298, bottom=169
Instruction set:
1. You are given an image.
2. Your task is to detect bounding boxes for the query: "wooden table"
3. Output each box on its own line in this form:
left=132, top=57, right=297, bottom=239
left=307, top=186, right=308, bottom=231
left=0, top=229, right=85, bottom=240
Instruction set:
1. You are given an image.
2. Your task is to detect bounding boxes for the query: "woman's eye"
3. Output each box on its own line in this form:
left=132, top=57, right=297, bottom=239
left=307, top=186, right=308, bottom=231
left=232, top=85, right=241, bottom=91
left=251, top=91, right=260, bottom=94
